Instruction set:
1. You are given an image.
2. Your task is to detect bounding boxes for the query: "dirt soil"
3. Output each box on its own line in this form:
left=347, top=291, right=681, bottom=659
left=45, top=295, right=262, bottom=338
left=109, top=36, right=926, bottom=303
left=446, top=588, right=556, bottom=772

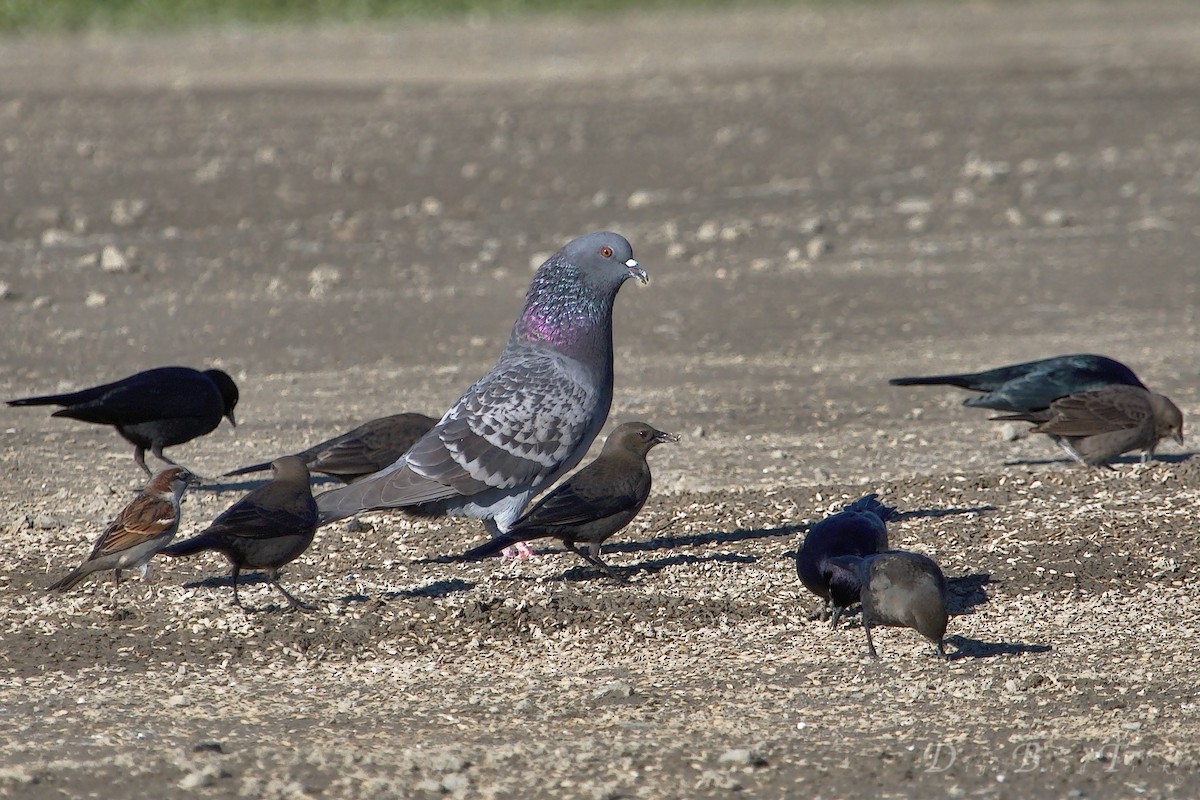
left=2, top=2, right=1200, bottom=798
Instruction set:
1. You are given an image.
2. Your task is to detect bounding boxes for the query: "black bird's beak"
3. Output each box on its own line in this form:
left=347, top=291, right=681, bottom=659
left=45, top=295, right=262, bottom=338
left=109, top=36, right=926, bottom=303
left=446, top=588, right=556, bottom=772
left=227, top=412, right=237, bottom=428
left=655, top=431, right=681, bottom=445
left=625, top=259, right=648, bottom=285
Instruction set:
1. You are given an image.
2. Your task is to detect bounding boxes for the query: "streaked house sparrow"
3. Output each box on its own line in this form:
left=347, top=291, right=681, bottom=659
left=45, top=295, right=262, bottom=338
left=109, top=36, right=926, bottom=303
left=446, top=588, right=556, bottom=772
left=8, top=366, right=239, bottom=475
left=47, top=466, right=197, bottom=591
left=163, top=456, right=318, bottom=612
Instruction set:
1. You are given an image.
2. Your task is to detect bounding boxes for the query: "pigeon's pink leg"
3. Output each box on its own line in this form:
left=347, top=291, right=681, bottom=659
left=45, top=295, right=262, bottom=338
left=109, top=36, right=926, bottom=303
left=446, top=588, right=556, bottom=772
left=500, top=541, right=537, bottom=559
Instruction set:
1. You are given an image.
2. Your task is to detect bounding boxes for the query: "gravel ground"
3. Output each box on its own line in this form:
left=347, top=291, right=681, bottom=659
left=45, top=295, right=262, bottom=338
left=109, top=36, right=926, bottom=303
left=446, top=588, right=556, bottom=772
left=1, top=3, right=1199, bottom=798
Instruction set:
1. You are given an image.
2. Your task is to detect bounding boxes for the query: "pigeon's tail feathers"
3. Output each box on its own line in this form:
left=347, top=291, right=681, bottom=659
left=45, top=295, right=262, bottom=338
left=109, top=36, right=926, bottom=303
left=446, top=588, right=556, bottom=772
left=161, top=535, right=215, bottom=558
left=45, top=565, right=94, bottom=592
left=456, top=535, right=519, bottom=562
left=843, top=493, right=896, bottom=522
left=316, top=459, right=456, bottom=525
left=222, top=461, right=273, bottom=478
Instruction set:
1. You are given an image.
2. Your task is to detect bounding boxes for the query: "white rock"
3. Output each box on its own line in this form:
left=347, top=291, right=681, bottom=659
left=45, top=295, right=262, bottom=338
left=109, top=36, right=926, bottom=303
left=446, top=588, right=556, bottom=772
left=100, top=245, right=131, bottom=273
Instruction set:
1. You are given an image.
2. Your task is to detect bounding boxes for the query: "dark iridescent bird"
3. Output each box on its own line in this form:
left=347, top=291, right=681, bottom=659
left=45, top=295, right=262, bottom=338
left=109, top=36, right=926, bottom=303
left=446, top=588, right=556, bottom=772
left=827, top=550, right=949, bottom=659
left=888, top=354, right=1145, bottom=413
left=795, top=494, right=894, bottom=627
left=315, top=232, right=648, bottom=561
left=162, top=456, right=317, bottom=612
left=457, top=421, right=679, bottom=579
left=47, top=466, right=197, bottom=592
left=8, top=366, right=239, bottom=475
left=992, top=385, right=1184, bottom=467
left=223, top=413, right=437, bottom=483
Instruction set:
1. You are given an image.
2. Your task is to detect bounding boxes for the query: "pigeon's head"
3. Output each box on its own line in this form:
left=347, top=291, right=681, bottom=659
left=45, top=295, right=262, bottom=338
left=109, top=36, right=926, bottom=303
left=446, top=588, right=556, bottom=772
left=517, top=232, right=646, bottom=349
left=204, top=369, right=240, bottom=427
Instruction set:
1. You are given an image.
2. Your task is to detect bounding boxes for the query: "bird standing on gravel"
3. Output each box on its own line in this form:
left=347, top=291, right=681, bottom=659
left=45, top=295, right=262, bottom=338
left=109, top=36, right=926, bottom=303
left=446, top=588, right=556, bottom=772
left=795, top=494, right=894, bottom=627
left=888, top=353, right=1145, bottom=413
left=991, top=384, right=1184, bottom=467
left=8, top=366, right=239, bottom=475
left=456, top=421, right=679, bottom=579
left=314, top=232, right=649, bottom=559
left=163, top=456, right=318, bottom=612
left=47, top=466, right=197, bottom=592
left=827, top=550, right=949, bottom=659
left=223, top=412, right=438, bottom=484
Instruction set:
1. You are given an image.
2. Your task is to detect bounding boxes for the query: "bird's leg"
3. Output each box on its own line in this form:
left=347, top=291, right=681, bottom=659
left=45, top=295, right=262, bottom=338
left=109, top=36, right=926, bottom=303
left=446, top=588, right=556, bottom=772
left=935, top=639, right=948, bottom=661
left=1054, top=439, right=1089, bottom=467
left=151, top=444, right=183, bottom=469
left=134, top=446, right=152, bottom=476
left=231, top=566, right=251, bottom=613
left=485, top=518, right=537, bottom=560
left=113, top=570, right=122, bottom=589
left=863, top=621, right=879, bottom=659
left=570, top=543, right=627, bottom=583
left=268, top=570, right=313, bottom=612
left=829, top=604, right=845, bottom=629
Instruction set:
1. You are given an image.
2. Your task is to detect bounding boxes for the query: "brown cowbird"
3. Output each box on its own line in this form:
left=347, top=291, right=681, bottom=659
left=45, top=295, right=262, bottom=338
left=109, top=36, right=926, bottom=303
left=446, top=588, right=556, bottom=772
left=162, top=456, right=317, bottom=611
left=795, top=494, right=893, bottom=627
left=456, top=421, right=679, bottom=579
left=992, top=385, right=1184, bottom=467
left=223, top=413, right=437, bottom=483
left=8, top=366, right=239, bottom=475
left=315, top=233, right=648, bottom=564
left=47, top=466, right=197, bottom=592
left=828, top=550, right=949, bottom=659
left=888, top=354, right=1145, bottom=413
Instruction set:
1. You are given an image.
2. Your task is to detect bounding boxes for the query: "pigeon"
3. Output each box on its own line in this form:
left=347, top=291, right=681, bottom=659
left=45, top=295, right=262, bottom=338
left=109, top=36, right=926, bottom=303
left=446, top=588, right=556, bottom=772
left=888, top=354, right=1145, bottom=413
left=8, top=366, right=239, bottom=475
left=46, top=466, right=197, bottom=592
left=315, top=232, right=648, bottom=557
left=162, top=456, right=318, bottom=611
left=223, top=413, right=438, bottom=483
left=795, top=494, right=894, bottom=627
left=827, top=550, right=949, bottom=659
left=456, top=421, right=679, bottom=579
left=992, top=385, right=1184, bottom=467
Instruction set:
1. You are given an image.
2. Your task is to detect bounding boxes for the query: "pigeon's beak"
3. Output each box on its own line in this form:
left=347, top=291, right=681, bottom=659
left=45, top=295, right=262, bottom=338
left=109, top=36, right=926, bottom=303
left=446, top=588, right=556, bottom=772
left=625, top=259, right=648, bottom=285
left=654, top=431, right=681, bottom=445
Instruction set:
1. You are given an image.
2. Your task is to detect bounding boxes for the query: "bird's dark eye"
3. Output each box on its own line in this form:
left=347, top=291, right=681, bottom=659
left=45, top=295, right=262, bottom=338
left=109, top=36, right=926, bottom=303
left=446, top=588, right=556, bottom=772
left=639, top=429, right=649, bottom=438
left=600, top=246, right=613, bottom=258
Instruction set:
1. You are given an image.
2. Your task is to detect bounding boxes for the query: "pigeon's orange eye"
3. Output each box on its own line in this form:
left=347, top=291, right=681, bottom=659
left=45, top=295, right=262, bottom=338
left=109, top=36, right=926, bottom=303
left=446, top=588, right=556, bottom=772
left=600, top=246, right=613, bottom=258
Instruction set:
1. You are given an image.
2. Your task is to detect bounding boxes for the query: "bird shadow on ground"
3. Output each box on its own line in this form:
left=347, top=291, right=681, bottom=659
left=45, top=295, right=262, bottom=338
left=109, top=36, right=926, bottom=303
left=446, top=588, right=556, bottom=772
left=945, top=634, right=1052, bottom=660
left=482, top=552, right=758, bottom=584
left=380, top=579, right=475, bottom=600
left=947, top=573, right=993, bottom=615
left=606, top=523, right=807, bottom=556
left=892, top=505, right=995, bottom=522
left=1003, top=452, right=1193, bottom=468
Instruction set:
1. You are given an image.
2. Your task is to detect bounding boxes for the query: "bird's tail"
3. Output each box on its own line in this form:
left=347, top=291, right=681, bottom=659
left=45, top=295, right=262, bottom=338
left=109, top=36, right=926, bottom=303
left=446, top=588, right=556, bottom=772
left=8, top=388, right=95, bottom=408
left=989, top=411, right=1040, bottom=423
left=843, top=493, right=896, bottom=522
left=888, top=374, right=974, bottom=389
left=455, top=534, right=521, bottom=561
left=45, top=565, right=92, bottom=592
left=221, top=461, right=273, bottom=478
left=160, top=535, right=214, bottom=558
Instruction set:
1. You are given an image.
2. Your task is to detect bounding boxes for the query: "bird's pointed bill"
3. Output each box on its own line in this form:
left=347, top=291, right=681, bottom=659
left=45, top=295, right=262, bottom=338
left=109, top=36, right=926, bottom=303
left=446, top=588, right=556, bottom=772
left=625, top=259, right=648, bottom=284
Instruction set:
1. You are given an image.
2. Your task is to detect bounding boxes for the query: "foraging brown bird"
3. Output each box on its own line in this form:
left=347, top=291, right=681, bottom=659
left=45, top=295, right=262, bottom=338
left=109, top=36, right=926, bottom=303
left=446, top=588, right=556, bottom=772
left=47, top=466, right=197, bottom=592
left=828, top=550, right=949, bottom=659
left=223, top=413, right=437, bottom=483
left=8, top=366, right=239, bottom=475
left=888, top=354, right=1145, bottom=413
left=992, top=385, right=1184, bottom=467
left=456, top=421, right=679, bottom=578
left=795, top=494, right=894, bottom=627
left=162, top=456, right=317, bottom=611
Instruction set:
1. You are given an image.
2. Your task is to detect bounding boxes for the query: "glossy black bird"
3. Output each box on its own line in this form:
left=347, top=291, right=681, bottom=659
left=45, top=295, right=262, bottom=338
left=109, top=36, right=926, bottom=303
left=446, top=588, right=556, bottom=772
left=8, top=366, right=239, bottom=475
left=456, top=421, right=679, bottom=579
left=162, top=456, right=317, bottom=611
left=827, top=550, right=949, bottom=659
left=795, top=494, right=893, bottom=627
left=992, top=385, right=1184, bottom=467
left=888, top=354, right=1145, bottom=413
left=223, top=413, right=437, bottom=483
